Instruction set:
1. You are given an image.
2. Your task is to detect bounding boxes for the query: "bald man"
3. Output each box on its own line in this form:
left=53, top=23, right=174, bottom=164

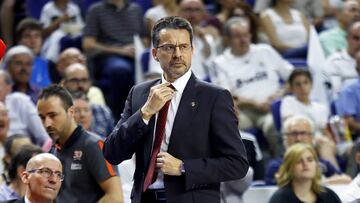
left=4, top=153, right=63, bottom=203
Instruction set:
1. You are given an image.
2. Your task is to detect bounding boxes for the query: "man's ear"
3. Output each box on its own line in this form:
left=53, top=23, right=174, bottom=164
left=21, top=171, right=30, bottom=184
left=152, top=48, right=159, bottom=61
left=67, top=106, right=75, bottom=117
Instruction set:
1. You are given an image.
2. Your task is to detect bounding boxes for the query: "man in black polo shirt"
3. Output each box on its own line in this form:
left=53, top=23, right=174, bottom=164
left=36, top=84, right=123, bottom=203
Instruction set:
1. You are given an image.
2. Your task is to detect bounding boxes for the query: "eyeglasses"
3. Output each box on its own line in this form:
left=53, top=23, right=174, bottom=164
left=27, top=167, right=64, bottom=181
left=157, top=44, right=192, bottom=54
left=285, top=131, right=312, bottom=137
left=65, top=78, right=90, bottom=84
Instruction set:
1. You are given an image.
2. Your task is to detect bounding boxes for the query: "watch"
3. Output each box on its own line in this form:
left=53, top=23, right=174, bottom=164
left=180, top=162, right=185, bottom=174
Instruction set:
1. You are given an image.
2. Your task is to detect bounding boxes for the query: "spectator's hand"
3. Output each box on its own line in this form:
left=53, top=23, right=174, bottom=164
left=255, top=101, right=271, bottom=113
left=141, top=83, right=175, bottom=120
left=156, top=152, right=182, bottom=176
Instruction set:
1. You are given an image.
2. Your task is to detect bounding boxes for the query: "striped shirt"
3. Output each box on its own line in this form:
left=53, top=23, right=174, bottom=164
left=84, top=1, right=146, bottom=46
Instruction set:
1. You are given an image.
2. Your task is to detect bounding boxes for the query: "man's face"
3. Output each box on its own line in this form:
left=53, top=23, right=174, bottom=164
left=285, top=121, right=313, bottom=147
left=341, top=0, right=360, bottom=25
left=37, top=96, right=73, bottom=144
left=229, top=22, right=251, bottom=56
left=179, top=0, right=205, bottom=26
left=7, top=54, right=33, bottom=84
left=152, top=29, right=193, bottom=82
left=73, top=98, right=92, bottom=131
left=23, top=158, right=63, bottom=201
left=348, top=25, right=360, bottom=56
left=63, top=68, right=90, bottom=93
left=0, top=102, right=9, bottom=142
left=19, top=30, right=42, bottom=55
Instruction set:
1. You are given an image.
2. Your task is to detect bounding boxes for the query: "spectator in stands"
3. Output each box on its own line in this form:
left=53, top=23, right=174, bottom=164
left=0, top=102, right=9, bottom=179
left=16, top=18, right=52, bottom=89
left=265, top=115, right=351, bottom=185
left=337, top=50, right=360, bottom=137
left=281, top=69, right=330, bottom=136
left=0, top=70, right=51, bottom=149
left=0, top=144, right=42, bottom=201
left=215, top=0, right=240, bottom=24
left=3, top=135, right=32, bottom=178
left=71, top=91, right=114, bottom=138
left=144, top=0, right=178, bottom=34
left=259, top=0, right=309, bottom=58
left=325, top=21, right=360, bottom=99
left=210, top=17, right=293, bottom=156
left=62, top=63, right=114, bottom=137
left=83, top=0, right=146, bottom=120
left=178, top=0, right=216, bottom=80
left=55, top=47, right=86, bottom=83
left=341, top=140, right=360, bottom=202
left=37, top=84, right=123, bottom=202
left=3, top=45, right=41, bottom=104
left=40, top=0, right=84, bottom=63
left=269, top=143, right=341, bottom=203
left=6, top=153, right=63, bottom=203
left=319, top=0, right=360, bottom=57
left=61, top=61, right=106, bottom=105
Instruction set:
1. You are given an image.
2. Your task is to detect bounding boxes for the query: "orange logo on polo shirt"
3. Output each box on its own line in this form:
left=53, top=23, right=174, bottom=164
left=73, top=150, right=83, bottom=161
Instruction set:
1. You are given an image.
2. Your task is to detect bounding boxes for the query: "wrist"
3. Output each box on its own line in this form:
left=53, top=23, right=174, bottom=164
left=140, top=107, right=152, bottom=121
left=179, top=161, right=185, bottom=175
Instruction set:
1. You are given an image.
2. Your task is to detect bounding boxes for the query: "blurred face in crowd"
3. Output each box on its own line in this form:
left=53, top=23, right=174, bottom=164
left=285, top=120, right=313, bottom=147
left=179, top=0, right=206, bottom=26
left=62, top=63, right=91, bottom=94
left=228, top=20, right=251, bottom=56
left=23, top=154, right=63, bottom=202
left=292, top=149, right=317, bottom=181
left=0, top=102, right=9, bottom=143
left=73, top=98, right=92, bottom=131
left=7, top=54, right=33, bottom=85
left=290, top=74, right=312, bottom=102
left=339, top=0, right=360, bottom=26
left=57, top=48, right=86, bottom=76
left=0, top=74, right=12, bottom=102
left=219, top=0, right=238, bottom=10
left=19, top=29, right=42, bottom=55
left=152, top=29, right=193, bottom=82
left=348, top=22, right=360, bottom=57
left=37, top=96, right=74, bottom=145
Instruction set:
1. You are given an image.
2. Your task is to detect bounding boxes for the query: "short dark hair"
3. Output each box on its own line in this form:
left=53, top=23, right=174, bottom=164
left=152, top=16, right=193, bottom=48
left=16, top=18, right=42, bottom=43
left=7, top=144, right=42, bottom=182
left=4, top=134, right=29, bottom=156
left=288, top=69, right=313, bottom=85
left=38, top=84, right=73, bottom=111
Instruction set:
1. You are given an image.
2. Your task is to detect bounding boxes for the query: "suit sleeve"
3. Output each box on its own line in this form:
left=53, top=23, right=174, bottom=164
left=103, top=87, right=150, bottom=165
left=183, top=89, right=249, bottom=189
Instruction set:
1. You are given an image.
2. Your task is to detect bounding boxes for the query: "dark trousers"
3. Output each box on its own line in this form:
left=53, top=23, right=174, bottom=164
left=141, top=189, right=167, bottom=203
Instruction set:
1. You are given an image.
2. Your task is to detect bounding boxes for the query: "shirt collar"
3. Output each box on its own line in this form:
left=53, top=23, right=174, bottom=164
left=161, top=69, right=191, bottom=94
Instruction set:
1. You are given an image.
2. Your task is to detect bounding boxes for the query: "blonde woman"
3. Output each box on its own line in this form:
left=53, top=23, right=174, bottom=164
left=269, top=143, right=341, bottom=203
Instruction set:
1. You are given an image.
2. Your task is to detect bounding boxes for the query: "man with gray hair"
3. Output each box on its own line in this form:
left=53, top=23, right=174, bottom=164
left=0, top=69, right=51, bottom=150
left=265, top=115, right=351, bottom=185
left=210, top=17, right=293, bottom=157
left=3, top=45, right=40, bottom=104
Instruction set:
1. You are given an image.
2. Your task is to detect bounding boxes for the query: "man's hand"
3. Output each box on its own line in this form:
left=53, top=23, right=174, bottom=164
left=156, top=152, right=182, bottom=176
left=141, top=83, right=175, bottom=120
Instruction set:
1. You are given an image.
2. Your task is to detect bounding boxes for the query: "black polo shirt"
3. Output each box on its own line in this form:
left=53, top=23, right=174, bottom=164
left=52, top=126, right=119, bottom=203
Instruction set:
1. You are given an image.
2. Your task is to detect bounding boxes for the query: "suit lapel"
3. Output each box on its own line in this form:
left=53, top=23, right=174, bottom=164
left=168, top=74, right=199, bottom=153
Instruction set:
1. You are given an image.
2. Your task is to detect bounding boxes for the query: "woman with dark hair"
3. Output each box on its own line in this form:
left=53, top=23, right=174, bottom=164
left=269, top=143, right=341, bottom=203
left=259, top=0, right=309, bottom=57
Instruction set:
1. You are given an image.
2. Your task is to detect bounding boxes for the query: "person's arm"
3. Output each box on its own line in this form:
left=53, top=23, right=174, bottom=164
left=42, top=14, right=72, bottom=38
left=98, top=176, right=124, bottom=203
left=0, top=0, right=14, bottom=46
left=259, top=13, right=292, bottom=53
left=82, top=37, right=135, bottom=58
left=344, top=116, right=360, bottom=133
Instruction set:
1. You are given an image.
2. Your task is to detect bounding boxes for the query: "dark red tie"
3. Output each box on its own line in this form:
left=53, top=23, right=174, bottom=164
left=143, top=86, right=173, bottom=191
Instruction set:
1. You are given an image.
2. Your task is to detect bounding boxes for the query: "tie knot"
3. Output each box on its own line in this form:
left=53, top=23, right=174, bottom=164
left=168, top=84, right=176, bottom=91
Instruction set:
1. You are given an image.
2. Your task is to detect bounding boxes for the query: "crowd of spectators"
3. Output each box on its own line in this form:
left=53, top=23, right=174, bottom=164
left=1, top=0, right=360, bottom=202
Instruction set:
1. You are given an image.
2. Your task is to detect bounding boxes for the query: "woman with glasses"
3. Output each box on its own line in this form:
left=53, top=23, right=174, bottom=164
left=269, top=143, right=341, bottom=203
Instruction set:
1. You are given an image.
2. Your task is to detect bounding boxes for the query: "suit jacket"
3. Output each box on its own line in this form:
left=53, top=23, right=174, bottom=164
left=104, top=73, right=249, bottom=203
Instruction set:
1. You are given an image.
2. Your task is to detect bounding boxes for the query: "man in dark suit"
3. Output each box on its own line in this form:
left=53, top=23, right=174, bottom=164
left=103, top=16, right=249, bottom=203
left=2, top=153, right=63, bottom=203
